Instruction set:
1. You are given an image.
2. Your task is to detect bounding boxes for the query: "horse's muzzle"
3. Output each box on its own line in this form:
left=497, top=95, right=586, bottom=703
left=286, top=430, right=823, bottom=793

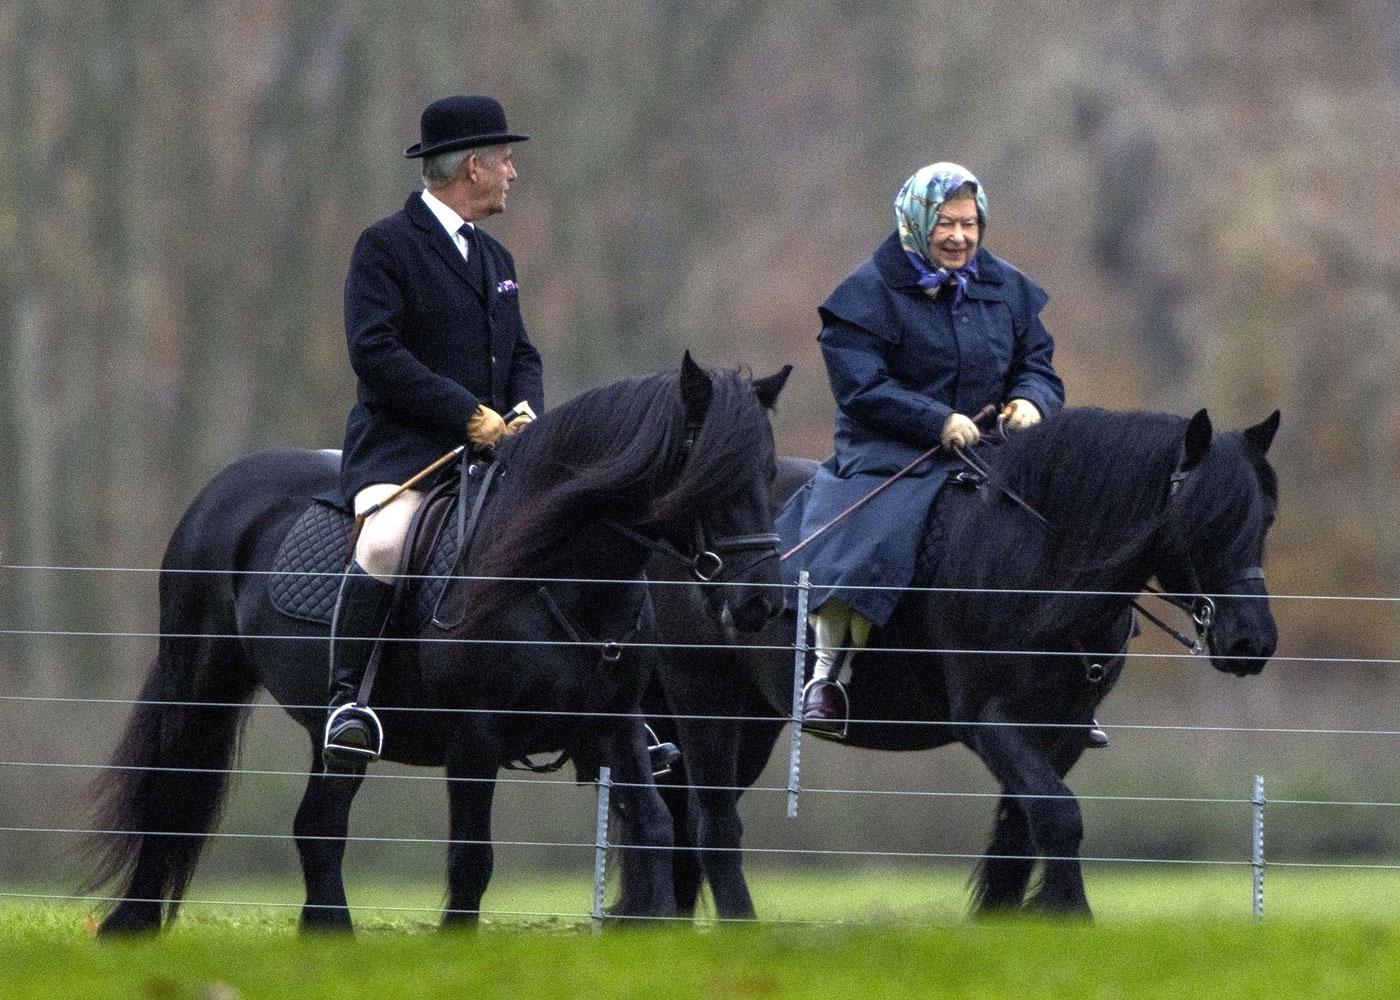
left=1212, top=626, right=1276, bottom=677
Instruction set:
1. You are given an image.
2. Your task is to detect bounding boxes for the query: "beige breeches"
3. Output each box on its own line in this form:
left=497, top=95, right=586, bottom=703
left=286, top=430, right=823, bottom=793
left=809, top=598, right=872, bottom=685
left=352, top=484, right=427, bottom=582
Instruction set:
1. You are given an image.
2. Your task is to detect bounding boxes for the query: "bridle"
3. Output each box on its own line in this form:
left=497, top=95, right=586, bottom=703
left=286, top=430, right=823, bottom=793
left=602, top=517, right=781, bottom=585
left=952, top=440, right=1265, bottom=658
left=601, top=418, right=780, bottom=586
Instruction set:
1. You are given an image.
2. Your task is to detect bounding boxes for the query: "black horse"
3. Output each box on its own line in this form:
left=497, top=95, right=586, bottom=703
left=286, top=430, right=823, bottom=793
left=647, top=407, right=1280, bottom=919
left=84, top=355, right=790, bottom=934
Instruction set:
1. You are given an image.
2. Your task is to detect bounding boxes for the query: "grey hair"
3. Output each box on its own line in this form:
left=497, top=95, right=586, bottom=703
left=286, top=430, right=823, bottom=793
left=422, top=144, right=507, bottom=189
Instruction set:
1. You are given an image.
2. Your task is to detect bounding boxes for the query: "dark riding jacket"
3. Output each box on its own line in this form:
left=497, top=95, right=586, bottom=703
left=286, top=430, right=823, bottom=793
left=338, top=193, right=544, bottom=502
left=777, top=233, right=1064, bottom=626
left=821, top=234, right=1063, bottom=475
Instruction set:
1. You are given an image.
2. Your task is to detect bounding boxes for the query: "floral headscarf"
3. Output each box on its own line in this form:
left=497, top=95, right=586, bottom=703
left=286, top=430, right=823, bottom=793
left=894, top=162, right=988, bottom=300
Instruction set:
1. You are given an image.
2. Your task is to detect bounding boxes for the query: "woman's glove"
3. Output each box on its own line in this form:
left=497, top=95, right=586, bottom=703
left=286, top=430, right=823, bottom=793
left=940, top=412, right=981, bottom=449
left=466, top=404, right=507, bottom=447
left=1001, top=398, right=1041, bottom=431
left=503, top=413, right=534, bottom=436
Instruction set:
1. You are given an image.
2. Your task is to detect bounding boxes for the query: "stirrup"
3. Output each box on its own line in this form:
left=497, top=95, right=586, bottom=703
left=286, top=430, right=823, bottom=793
left=323, top=703, right=384, bottom=768
left=800, top=677, right=849, bottom=741
left=645, top=723, right=682, bottom=778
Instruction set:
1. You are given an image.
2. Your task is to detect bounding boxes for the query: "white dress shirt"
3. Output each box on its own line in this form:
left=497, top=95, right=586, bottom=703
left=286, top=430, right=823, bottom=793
left=420, top=188, right=473, bottom=261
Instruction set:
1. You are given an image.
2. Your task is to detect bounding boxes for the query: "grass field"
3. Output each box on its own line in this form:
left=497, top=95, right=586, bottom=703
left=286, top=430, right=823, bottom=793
left=5, top=866, right=1400, bottom=998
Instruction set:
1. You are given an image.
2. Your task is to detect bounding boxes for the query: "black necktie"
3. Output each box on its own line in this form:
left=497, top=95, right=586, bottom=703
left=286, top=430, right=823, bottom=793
left=458, top=223, right=485, bottom=285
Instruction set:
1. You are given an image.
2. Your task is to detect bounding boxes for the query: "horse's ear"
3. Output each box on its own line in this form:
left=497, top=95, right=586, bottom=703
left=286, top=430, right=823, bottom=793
left=680, top=351, right=713, bottom=425
left=1243, top=410, right=1280, bottom=456
left=752, top=365, right=793, bottom=410
left=1181, top=408, right=1213, bottom=473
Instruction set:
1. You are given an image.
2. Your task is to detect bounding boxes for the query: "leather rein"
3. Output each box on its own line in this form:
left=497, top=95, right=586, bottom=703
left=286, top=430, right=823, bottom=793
left=951, top=431, right=1264, bottom=656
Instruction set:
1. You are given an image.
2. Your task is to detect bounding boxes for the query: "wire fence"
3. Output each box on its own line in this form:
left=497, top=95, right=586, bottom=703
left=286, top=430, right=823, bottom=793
left=2, top=561, right=1399, bottom=928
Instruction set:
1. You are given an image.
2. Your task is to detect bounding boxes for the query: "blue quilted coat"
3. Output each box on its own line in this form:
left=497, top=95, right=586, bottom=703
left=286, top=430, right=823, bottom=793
left=776, top=233, right=1064, bottom=626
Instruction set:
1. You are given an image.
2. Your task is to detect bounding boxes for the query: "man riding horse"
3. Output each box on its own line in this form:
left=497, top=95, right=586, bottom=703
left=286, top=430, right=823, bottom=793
left=325, top=95, right=543, bottom=767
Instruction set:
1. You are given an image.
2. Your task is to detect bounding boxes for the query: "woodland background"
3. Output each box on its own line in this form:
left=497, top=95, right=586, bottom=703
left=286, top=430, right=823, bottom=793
left=2, top=2, right=1399, bottom=890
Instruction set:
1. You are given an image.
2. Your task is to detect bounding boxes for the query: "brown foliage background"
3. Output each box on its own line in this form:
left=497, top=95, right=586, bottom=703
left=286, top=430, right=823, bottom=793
left=2, top=2, right=1399, bottom=884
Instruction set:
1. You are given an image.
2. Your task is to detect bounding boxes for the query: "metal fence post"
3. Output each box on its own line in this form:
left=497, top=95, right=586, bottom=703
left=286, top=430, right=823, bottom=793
left=787, top=570, right=810, bottom=818
left=1252, top=774, right=1265, bottom=924
left=592, top=765, right=611, bottom=933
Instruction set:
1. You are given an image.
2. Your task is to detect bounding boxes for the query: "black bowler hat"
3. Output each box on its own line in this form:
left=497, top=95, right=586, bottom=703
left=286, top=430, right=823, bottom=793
left=403, top=95, right=530, bottom=159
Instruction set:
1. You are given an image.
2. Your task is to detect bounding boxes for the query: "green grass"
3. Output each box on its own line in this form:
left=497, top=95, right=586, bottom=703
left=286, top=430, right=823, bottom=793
left=5, top=868, right=1400, bottom=998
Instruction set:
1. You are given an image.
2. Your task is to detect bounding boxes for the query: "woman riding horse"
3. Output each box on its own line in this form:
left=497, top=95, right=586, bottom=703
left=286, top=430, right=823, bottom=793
left=777, top=161, right=1072, bottom=735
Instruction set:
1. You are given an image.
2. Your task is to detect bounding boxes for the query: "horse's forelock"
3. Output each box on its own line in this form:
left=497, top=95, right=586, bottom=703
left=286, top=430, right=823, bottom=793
left=1178, top=429, right=1276, bottom=561
left=648, top=371, right=772, bottom=526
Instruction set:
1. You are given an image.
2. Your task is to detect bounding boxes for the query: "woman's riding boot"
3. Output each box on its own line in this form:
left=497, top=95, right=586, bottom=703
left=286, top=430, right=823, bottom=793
left=801, top=602, right=851, bottom=737
left=324, top=564, right=395, bottom=769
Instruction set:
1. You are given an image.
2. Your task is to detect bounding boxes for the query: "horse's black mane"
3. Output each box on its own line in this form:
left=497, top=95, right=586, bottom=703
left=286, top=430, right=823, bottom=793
left=924, top=407, right=1273, bottom=643
left=461, top=367, right=772, bottom=624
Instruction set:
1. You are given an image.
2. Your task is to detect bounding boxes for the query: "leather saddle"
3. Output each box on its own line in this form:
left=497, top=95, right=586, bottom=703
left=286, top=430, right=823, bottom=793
left=268, top=457, right=496, bottom=630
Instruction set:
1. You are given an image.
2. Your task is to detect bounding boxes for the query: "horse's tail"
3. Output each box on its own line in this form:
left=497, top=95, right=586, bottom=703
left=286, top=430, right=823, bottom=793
left=82, top=582, right=257, bottom=925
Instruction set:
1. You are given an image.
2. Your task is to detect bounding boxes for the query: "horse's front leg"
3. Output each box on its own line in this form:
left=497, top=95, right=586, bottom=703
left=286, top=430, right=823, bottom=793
left=667, top=658, right=774, bottom=922
left=973, top=730, right=1088, bottom=916
left=294, top=743, right=367, bottom=932
left=971, top=795, right=1036, bottom=916
left=442, top=757, right=498, bottom=929
left=605, top=717, right=677, bottom=922
left=963, top=697, right=1091, bottom=917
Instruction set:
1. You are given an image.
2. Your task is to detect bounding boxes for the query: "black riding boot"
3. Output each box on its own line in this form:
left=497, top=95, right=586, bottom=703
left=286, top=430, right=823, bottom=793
left=324, top=563, right=395, bottom=769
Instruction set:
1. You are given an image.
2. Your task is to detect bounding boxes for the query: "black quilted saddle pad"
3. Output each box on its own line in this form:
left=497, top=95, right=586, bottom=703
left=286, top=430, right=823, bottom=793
left=268, top=501, right=354, bottom=624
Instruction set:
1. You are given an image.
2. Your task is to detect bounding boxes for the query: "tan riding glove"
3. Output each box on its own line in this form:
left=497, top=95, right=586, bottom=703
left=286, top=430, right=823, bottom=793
left=503, top=413, right=534, bottom=436
left=466, top=404, right=507, bottom=447
left=940, top=412, right=981, bottom=449
left=1001, top=398, right=1042, bottom=431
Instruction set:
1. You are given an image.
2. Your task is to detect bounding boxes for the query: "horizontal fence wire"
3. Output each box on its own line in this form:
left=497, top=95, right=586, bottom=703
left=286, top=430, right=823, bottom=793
left=3, top=692, right=1399, bottom=739
left=0, top=823, right=1261, bottom=866
left=3, top=561, right=1399, bottom=602
left=4, top=629, right=1400, bottom=669
left=7, top=758, right=1400, bottom=809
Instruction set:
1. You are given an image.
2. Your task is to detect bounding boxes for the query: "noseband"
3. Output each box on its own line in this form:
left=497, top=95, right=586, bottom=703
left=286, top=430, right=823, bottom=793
left=1140, top=566, right=1265, bottom=655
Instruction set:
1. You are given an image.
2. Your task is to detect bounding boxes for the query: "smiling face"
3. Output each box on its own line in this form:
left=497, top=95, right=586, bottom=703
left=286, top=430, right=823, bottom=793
left=927, top=195, right=981, bottom=271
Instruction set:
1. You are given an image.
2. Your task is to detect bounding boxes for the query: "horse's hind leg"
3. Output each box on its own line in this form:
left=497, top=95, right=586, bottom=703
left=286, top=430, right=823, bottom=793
left=971, top=797, right=1036, bottom=916
left=293, top=744, right=366, bottom=932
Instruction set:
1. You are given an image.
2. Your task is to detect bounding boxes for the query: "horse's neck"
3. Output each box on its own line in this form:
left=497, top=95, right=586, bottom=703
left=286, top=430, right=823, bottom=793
left=947, top=447, right=1163, bottom=646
